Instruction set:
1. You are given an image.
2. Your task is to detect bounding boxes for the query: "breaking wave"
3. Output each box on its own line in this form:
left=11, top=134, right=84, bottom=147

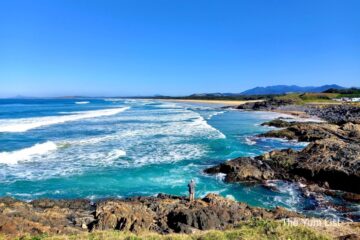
left=0, top=141, right=58, bottom=164
left=75, top=101, right=90, bottom=104
left=0, top=107, right=130, bottom=133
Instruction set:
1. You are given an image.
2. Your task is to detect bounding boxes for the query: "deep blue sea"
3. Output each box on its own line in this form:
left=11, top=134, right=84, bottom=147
left=0, top=98, right=357, bottom=220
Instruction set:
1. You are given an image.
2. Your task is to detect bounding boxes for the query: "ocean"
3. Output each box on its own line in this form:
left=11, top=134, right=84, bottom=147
left=0, top=98, right=356, bottom=220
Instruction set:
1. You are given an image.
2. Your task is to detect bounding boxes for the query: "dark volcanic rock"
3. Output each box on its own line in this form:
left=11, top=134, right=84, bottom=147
left=306, top=104, right=360, bottom=124
left=205, top=157, right=276, bottom=182
left=205, top=149, right=298, bottom=183
left=261, top=119, right=293, bottom=128
left=292, top=138, right=360, bottom=193
left=258, top=120, right=360, bottom=143
left=237, top=99, right=296, bottom=111
left=209, top=119, right=360, bottom=190
left=0, top=194, right=300, bottom=237
left=209, top=119, right=360, bottom=194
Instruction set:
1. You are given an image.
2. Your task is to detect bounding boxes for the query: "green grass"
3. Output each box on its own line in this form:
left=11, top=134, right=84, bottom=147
left=2, top=220, right=331, bottom=240
left=274, top=93, right=339, bottom=104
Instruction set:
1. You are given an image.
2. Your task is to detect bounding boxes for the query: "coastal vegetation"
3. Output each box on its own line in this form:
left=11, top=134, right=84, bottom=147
left=152, top=87, right=360, bottom=104
left=324, top=87, right=360, bottom=98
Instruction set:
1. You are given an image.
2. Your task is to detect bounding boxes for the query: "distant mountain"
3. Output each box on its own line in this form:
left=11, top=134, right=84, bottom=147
left=240, top=84, right=344, bottom=95
left=189, top=93, right=239, bottom=97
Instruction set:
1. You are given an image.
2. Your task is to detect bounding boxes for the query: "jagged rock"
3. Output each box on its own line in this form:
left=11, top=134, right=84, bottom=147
left=94, top=200, right=155, bottom=232
left=207, top=129, right=360, bottom=194
left=205, top=157, right=276, bottom=182
left=31, top=198, right=94, bottom=210
left=205, top=149, right=299, bottom=183
left=258, top=122, right=343, bottom=142
left=0, top=198, right=88, bottom=236
left=261, top=119, right=293, bottom=128
left=292, top=138, right=360, bottom=193
left=306, top=105, right=360, bottom=124
left=341, top=123, right=360, bottom=138
left=237, top=99, right=296, bottom=111
left=259, top=149, right=298, bottom=171
left=0, top=194, right=301, bottom=237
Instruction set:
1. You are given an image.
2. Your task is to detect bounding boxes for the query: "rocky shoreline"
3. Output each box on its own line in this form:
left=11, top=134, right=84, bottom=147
left=0, top=193, right=301, bottom=237
left=206, top=103, right=360, bottom=221
left=1, top=102, right=359, bottom=239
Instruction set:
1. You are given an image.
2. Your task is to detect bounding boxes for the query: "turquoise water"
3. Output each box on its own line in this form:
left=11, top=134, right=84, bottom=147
left=0, top=99, right=356, bottom=220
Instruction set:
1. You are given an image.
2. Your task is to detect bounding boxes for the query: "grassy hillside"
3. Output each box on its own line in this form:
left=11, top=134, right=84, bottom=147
left=273, top=93, right=340, bottom=104
left=324, top=87, right=360, bottom=98
left=4, top=220, right=331, bottom=240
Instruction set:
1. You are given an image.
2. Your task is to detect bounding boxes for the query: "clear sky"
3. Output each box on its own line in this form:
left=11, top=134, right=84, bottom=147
left=0, top=0, right=359, bottom=97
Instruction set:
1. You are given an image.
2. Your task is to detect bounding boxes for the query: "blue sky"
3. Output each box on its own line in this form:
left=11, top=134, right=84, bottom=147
left=0, top=0, right=359, bottom=97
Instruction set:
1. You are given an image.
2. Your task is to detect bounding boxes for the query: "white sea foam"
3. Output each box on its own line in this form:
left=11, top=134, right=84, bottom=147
left=254, top=111, right=325, bottom=123
left=75, top=101, right=90, bottom=104
left=0, top=107, right=130, bottom=133
left=245, top=137, right=256, bottom=145
left=132, top=143, right=206, bottom=165
left=190, top=116, right=226, bottom=139
left=106, top=149, right=126, bottom=161
left=0, top=141, right=58, bottom=164
left=215, top=173, right=226, bottom=181
left=207, top=111, right=225, bottom=120
left=271, top=180, right=301, bottom=210
left=0, top=101, right=226, bottom=181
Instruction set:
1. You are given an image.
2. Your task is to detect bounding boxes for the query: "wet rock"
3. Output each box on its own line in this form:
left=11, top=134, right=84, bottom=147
left=261, top=119, right=293, bottom=128
left=252, top=118, right=360, bottom=194
left=208, top=125, right=360, bottom=194
left=258, top=122, right=343, bottom=142
left=205, top=157, right=276, bottom=182
left=205, top=149, right=299, bottom=183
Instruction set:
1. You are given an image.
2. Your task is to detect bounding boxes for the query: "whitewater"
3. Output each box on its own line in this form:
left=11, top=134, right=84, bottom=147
left=0, top=98, right=356, bottom=220
left=0, top=107, right=130, bottom=132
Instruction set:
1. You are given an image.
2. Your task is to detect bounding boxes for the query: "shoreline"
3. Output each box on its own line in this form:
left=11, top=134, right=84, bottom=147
left=1, top=101, right=359, bottom=238
left=205, top=103, right=360, bottom=212
left=154, top=98, right=263, bottom=106
left=1, top=194, right=359, bottom=239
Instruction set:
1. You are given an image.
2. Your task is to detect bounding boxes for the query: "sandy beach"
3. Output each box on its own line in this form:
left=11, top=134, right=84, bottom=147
left=158, top=99, right=263, bottom=106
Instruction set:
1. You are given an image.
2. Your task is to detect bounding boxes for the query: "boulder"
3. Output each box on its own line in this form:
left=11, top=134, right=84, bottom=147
left=261, top=119, right=293, bottom=128
left=205, top=157, right=275, bottom=182
left=293, top=138, right=360, bottom=193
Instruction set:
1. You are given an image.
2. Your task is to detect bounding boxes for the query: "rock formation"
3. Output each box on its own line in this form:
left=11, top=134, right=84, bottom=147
left=0, top=194, right=300, bottom=237
left=206, top=117, right=360, bottom=200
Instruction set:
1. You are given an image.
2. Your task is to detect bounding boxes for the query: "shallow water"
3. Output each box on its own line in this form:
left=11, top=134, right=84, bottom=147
left=0, top=98, right=358, bottom=220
